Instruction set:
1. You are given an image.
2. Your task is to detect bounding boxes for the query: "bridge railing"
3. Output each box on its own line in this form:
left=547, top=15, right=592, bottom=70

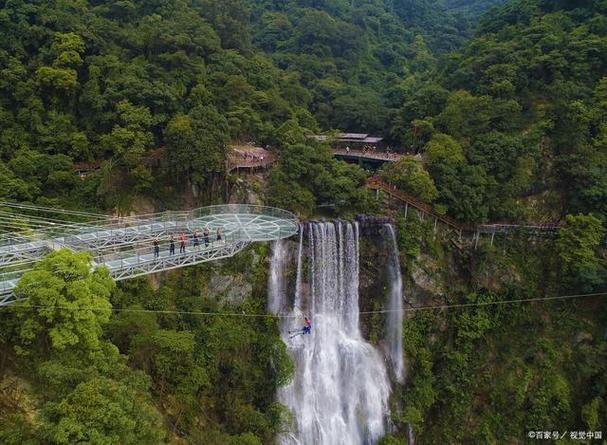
left=368, top=176, right=563, bottom=237
left=0, top=270, right=23, bottom=295
left=93, top=230, right=253, bottom=277
left=192, top=204, right=297, bottom=221
left=0, top=205, right=300, bottom=295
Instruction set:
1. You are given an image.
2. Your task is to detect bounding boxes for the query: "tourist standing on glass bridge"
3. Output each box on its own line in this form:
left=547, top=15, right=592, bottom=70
left=179, top=233, right=187, bottom=253
left=153, top=239, right=160, bottom=259
left=169, top=235, right=175, bottom=255
left=203, top=227, right=210, bottom=247
left=193, top=231, right=200, bottom=251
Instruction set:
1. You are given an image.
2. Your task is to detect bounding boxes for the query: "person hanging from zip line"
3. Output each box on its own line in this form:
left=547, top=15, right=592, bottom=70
left=289, top=316, right=312, bottom=339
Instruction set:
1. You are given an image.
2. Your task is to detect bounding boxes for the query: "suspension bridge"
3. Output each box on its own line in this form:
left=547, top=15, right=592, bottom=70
left=0, top=203, right=299, bottom=306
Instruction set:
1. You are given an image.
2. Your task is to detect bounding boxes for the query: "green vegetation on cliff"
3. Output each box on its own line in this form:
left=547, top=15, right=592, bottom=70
left=395, top=209, right=606, bottom=443
left=0, top=247, right=292, bottom=444
left=0, top=0, right=606, bottom=444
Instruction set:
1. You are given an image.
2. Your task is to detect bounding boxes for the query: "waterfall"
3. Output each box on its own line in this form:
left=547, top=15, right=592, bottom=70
left=269, top=221, right=391, bottom=445
left=384, top=224, right=405, bottom=383
left=267, top=237, right=288, bottom=314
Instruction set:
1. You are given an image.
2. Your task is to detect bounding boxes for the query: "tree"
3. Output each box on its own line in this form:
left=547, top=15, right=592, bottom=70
left=101, top=101, right=154, bottom=168
left=268, top=143, right=368, bottom=216
left=556, top=214, right=605, bottom=291
left=165, top=106, right=229, bottom=191
left=436, top=164, right=493, bottom=223
left=467, top=131, right=525, bottom=182
left=434, top=91, right=493, bottom=141
left=0, top=161, right=32, bottom=200
left=409, top=35, right=435, bottom=74
left=41, top=376, right=166, bottom=445
left=381, top=156, right=438, bottom=201
left=145, top=330, right=209, bottom=396
left=12, top=249, right=114, bottom=356
left=424, top=133, right=465, bottom=168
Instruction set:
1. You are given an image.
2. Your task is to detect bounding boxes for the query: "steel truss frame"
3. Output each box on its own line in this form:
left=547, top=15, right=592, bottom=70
left=0, top=205, right=299, bottom=307
left=110, top=241, right=250, bottom=281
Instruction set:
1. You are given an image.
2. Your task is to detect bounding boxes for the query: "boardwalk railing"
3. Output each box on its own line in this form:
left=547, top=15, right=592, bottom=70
left=366, top=176, right=562, bottom=239
left=333, top=148, right=403, bottom=163
left=366, top=177, right=467, bottom=232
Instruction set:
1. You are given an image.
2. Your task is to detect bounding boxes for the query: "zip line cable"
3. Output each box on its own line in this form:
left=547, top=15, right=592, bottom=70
left=2, top=291, right=606, bottom=318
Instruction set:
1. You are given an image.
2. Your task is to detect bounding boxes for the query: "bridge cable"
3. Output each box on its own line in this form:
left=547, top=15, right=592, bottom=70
left=2, top=291, right=606, bottom=317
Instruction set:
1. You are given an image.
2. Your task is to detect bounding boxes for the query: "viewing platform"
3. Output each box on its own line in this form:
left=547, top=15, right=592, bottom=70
left=228, top=145, right=276, bottom=172
left=0, top=204, right=299, bottom=306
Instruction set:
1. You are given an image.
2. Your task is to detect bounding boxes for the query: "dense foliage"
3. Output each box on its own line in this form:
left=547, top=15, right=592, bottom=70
left=397, top=221, right=607, bottom=444
left=388, top=0, right=607, bottom=223
left=0, top=250, right=166, bottom=444
left=0, top=0, right=504, bottom=214
left=0, top=0, right=321, bottom=209
left=0, top=246, right=292, bottom=444
left=1, top=0, right=607, bottom=444
left=268, top=142, right=371, bottom=216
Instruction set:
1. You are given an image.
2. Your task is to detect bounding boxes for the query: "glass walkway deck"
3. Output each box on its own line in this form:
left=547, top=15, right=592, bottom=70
left=0, top=205, right=299, bottom=306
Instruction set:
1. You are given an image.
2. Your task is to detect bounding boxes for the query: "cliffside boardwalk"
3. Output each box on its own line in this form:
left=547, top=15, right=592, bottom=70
left=366, top=176, right=561, bottom=247
left=0, top=204, right=298, bottom=306
left=227, top=145, right=403, bottom=176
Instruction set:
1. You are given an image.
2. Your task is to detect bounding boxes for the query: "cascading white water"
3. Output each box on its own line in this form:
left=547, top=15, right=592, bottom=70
left=385, top=224, right=405, bottom=383
left=269, top=221, right=391, bottom=445
left=267, top=236, right=288, bottom=314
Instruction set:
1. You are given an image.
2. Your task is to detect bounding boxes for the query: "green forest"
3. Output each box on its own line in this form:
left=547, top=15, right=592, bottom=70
left=0, top=0, right=606, bottom=444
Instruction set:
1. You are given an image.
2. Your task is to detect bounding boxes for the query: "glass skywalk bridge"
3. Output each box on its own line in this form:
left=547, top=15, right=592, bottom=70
left=0, top=205, right=299, bottom=306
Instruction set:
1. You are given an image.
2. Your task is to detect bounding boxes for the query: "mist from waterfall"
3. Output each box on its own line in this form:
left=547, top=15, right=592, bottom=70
left=384, top=224, right=405, bottom=383
left=268, top=231, right=289, bottom=314
left=269, top=221, right=391, bottom=445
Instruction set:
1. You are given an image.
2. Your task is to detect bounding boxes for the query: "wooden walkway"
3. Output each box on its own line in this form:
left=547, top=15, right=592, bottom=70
left=227, top=146, right=402, bottom=173
left=333, top=148, right=403, bottom=163
left=367, top=176, right=465, bottom=230
left=366, top=176, right=561, bottom=243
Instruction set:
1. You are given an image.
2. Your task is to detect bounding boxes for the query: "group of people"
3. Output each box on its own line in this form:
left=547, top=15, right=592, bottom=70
left=152, top=227, right=223, bottom=258
left=239, top=151, right=265, bottom=162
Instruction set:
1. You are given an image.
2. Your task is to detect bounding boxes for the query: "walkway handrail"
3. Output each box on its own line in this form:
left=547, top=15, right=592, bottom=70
left=0, top=205, right=300, bottom=304
left=367, top=177, right=467, bottom=231
left=333, top=148, right=403, bottom=163
left=367, top=176, right=562, bottom=234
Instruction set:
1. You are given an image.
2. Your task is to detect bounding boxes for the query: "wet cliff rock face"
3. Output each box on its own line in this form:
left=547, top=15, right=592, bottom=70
left=228, top=175, right=267, bottom=206
left=358, top=233, right=392, bottom=340
left=195, top=246, right=268, bottom=307
left=207, top=275, right=253, bottom=305
left=409, top=254, right=444, bottom=297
